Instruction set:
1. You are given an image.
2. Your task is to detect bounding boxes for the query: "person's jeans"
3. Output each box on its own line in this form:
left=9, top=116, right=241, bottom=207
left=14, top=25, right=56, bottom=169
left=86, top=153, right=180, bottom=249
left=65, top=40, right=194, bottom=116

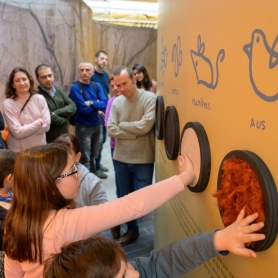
left=75, top=125, right=101, bottom=173
left=113, top=160, right=154, bottom=232
left=111, top=148, right=120, bottom=198
left=95, top=114, right=107, bottom=171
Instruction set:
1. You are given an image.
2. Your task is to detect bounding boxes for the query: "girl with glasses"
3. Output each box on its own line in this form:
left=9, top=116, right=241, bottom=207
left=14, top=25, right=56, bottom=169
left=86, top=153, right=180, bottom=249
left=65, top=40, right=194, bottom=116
left=3, top=143, right=264, bottom=278
left=3, top=143, right=196, bottom=277
left=53, top=134, right=108, bottom=209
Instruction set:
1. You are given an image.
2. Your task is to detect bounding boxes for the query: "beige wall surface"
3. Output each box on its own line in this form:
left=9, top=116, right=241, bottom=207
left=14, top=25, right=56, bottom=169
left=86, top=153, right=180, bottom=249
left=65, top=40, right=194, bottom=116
left=0, top=0, right=94, bottom=110
left=155, top=0, right=278, bottom=277
left=92, top=21, right=157, bottom=79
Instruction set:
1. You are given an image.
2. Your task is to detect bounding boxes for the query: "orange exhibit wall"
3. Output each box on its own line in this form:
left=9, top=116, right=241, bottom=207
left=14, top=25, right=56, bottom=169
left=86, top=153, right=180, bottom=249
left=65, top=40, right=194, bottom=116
left=155, top=0, right=278, bottom=277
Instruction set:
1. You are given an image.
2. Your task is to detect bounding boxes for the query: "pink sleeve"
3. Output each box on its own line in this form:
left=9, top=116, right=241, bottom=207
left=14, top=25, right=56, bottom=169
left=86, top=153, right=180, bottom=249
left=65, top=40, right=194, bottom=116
left=60, top=175, right=184, bottom=241
left=104, top=97, right=115, bottom=127
left=4, top=255, right=24, bottom=278
left=3, top=95, right=50, bottom=139
left=3, top=100, right=44, bottom=139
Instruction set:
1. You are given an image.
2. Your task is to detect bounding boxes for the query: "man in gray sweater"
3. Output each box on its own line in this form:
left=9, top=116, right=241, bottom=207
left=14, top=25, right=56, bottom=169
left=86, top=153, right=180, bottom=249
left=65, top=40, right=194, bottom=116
left=107, top=66, right=157, bottom=246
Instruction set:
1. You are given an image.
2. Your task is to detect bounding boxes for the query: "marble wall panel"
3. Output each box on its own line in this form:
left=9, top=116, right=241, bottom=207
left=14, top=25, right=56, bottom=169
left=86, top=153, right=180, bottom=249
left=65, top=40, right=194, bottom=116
left=0, top=0, right=94, bottom=109
left=92, top=21, right=157, bottom=81
left=0, top=0, right=158, bottom=112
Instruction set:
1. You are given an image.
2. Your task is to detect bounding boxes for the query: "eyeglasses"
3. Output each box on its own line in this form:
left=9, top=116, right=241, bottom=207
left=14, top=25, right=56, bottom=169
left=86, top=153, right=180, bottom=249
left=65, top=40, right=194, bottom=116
left=55, top=165, right=78, bottom=181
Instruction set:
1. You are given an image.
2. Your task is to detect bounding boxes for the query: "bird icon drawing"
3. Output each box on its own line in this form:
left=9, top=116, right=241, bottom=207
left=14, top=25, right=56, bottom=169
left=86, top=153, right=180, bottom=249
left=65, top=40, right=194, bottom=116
left=243, top=29, right=278, bottom=102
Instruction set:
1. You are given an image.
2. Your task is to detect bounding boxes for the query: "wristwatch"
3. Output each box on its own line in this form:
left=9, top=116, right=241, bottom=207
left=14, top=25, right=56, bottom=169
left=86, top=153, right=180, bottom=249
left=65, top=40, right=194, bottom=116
left=90, top=101, right=94, bottom=106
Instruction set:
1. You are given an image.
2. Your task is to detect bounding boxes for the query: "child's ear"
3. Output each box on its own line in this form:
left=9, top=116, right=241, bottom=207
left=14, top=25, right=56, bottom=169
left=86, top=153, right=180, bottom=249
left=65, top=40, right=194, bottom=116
left=3, top=174, right=13, bottom=191
left=76, top=152, right=82, bottom=163
left=5, top=174, right=13, bottom=185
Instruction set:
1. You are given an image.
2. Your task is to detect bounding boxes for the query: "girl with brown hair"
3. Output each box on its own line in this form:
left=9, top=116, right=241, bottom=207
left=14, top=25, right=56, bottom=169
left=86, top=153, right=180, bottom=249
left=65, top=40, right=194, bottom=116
left=53, top=133, right=108, bottom=209
left=3, top=143, right=196, bottom=277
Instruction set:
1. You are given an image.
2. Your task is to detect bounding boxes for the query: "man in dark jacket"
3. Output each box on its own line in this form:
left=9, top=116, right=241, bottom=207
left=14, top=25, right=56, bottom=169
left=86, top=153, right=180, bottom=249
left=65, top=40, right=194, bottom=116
left=35, top=64, right=77, bottom=142
left=90, top=50, right=110, bottom=179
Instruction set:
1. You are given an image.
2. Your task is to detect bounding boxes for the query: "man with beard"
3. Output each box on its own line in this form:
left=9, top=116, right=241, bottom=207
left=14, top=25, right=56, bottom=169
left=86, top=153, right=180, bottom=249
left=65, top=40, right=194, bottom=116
left=35, top=64, right=76, bottom=143
left=91, top=50, right=110, bottom=179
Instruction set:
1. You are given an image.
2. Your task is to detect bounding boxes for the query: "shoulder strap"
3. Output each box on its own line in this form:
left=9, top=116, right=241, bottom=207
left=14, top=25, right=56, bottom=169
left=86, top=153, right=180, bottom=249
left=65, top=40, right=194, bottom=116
left=74, top=81, right=98, bottom=99
left=20, top=94, right=33, bottom=114
left=74, top=81, right=86, bottom=98
left=91, top=81, right=98, bottom=98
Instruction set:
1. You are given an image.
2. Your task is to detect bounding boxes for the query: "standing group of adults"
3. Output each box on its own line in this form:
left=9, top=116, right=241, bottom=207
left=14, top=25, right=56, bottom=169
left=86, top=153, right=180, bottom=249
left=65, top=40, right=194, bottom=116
left=0, top=51, right=110, bottom=177
left=0, top=49, right=158, bottom=246
left=66, top=55, right=158, bottom=246
left=0, top=52, right=267, bottom=278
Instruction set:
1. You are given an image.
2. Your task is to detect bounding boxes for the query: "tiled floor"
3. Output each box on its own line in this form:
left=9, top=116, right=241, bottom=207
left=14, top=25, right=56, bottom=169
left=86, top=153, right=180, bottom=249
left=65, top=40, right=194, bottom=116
left=100, top=139, right=154, bottom=260
left=102, top=212, right=154, bottom=260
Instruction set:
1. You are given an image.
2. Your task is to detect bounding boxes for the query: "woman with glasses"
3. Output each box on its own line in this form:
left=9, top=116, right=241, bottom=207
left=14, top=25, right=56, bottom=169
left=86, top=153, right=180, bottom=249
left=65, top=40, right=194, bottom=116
left=3, top=143, right=196, bottom=277
left=2, top=67, right=50, bottom=152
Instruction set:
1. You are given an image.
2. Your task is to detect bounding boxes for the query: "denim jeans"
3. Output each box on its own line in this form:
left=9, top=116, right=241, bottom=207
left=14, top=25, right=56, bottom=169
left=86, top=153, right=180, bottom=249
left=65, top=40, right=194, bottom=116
left=95, top=114, right=107, bottom=171
left=113, top=160, right=154, bottom=232
left=75, top=125, right=101, bottom=173
left=111, top=148, right=120, bottom=198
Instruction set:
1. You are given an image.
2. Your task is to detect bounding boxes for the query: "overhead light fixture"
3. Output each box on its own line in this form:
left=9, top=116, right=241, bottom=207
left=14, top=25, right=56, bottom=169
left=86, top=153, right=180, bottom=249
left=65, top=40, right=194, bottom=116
left=84, top=1, right=158, bottom=15
left=83, top=0, right=158, bottom=28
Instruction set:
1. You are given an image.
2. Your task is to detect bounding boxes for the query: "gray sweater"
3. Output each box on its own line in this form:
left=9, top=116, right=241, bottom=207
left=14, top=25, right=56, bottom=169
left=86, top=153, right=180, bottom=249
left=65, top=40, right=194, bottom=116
left=74, top=163, right=108, bottom=208
left=130, top=230, right=228, bottom=278
left=107, top=90, right=157, bottom=164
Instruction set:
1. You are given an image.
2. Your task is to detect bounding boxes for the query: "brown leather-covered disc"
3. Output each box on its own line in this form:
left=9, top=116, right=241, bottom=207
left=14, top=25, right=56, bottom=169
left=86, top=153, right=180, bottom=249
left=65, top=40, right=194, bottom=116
left=180, top=122, right=211, bottom=192
left=155, top=96, right=164, bottom=140
left=163, top=106, right=180, bottom=160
